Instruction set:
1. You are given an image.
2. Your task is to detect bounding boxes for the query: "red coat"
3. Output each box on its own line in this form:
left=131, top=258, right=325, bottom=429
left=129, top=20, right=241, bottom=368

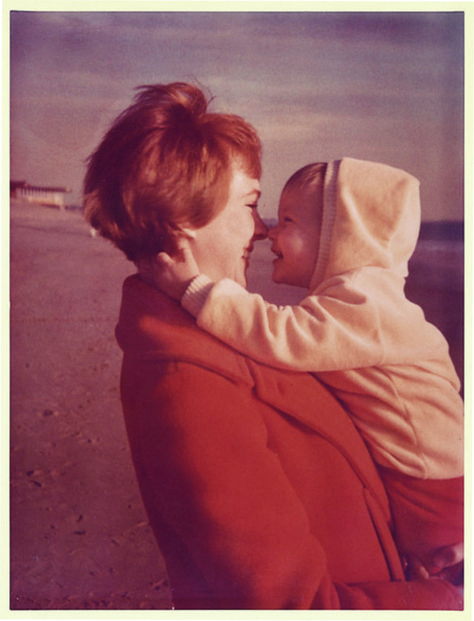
left=116, top=275, right=461, bottom=610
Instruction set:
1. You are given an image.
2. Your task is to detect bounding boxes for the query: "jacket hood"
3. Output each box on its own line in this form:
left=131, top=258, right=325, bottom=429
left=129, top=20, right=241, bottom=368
left=310, top=158, right=421, bottom=290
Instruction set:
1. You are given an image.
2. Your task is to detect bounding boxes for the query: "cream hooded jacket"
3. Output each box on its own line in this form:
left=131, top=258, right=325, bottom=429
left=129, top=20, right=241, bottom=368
left=182, top=158, right=464, bottom=479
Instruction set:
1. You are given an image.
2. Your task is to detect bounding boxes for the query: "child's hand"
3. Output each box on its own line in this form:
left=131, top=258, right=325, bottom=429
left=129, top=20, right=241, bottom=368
left=404, top=542, right=463, bottom=585
left=429, top=542, right=463, bottom=585
left=138, top=239, right=200, bottom=301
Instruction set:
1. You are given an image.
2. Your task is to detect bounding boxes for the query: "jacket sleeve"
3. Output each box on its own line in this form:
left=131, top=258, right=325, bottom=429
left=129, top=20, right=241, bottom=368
left=121, top=358, right=462, bottom=610
left=187, top=271, right=451, bottom=373
left=188, top=275, right=385, bottom=372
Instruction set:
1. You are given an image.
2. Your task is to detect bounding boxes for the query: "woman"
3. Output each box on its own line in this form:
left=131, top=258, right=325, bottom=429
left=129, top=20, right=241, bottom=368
left=83, top=82, right=461, bottom=610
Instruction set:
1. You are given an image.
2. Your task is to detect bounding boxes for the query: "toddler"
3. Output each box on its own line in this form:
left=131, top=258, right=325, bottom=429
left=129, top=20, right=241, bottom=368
left=141, top=157, right=464, bottom=580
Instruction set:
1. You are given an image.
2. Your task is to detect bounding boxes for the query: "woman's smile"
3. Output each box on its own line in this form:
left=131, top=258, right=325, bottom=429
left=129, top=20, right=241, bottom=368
left=271, top=246, right=283, bottom=260
left=189, top=167, right=264, bottom=287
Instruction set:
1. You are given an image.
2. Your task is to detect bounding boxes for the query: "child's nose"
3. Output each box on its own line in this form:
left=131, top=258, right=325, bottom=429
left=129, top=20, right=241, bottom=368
left=268, top=225, right=278, bottom=241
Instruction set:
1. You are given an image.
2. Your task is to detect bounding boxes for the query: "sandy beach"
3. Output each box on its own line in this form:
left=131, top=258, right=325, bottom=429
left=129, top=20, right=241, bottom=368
left=10, top=201, right=172, bottom=610
left=9, top=200, right=464, bottom=610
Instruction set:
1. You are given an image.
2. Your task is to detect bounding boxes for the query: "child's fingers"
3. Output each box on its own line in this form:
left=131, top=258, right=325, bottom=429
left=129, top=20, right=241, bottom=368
left=175, top=239, right=193, bottom=259
left=174, top=239, right=198, bottom=268
left=179, top=246, right=198, bottom=266
left=404, top=556, right=430, bottom=580
left=431, top=542, right=464, bottom=569
left=154, top=252, right=174, bottom=268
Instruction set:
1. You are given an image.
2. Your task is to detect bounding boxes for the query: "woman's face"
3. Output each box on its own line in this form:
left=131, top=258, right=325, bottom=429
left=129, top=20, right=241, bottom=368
left=189, top=166, right=267, bottom=287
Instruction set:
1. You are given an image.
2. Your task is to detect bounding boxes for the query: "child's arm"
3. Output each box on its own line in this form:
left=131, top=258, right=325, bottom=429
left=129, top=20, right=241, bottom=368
left=185, top=275, right=384, bottom=371
left=138, top=241, right=385, bottom=373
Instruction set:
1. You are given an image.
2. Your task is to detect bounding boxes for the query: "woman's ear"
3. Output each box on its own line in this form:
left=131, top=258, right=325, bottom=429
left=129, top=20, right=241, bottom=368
left=177, top=226, right=197, bottom=240
left=164, top=225, right=197, bottom=256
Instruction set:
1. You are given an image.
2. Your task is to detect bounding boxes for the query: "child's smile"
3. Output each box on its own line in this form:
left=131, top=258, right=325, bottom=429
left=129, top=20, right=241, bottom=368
left=269, top=187, right=322, bottom=289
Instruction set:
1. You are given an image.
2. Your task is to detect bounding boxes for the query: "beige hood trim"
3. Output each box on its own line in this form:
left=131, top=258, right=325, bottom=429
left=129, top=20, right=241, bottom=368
left=310, top=159, right=340, bottom=290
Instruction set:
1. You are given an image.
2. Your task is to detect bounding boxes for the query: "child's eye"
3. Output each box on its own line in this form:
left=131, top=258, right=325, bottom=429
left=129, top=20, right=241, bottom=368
left=283, top=217, right=293, bottom=223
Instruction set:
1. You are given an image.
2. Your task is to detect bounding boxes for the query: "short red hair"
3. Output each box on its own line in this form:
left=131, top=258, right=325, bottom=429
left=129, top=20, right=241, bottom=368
left=83, top=82, right=262, bottom=261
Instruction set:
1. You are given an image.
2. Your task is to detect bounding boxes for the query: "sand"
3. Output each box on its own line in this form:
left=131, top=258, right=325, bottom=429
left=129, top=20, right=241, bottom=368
left=10, top=201, right=172, bottom=610
left=9, top=200, right=464, bottom=610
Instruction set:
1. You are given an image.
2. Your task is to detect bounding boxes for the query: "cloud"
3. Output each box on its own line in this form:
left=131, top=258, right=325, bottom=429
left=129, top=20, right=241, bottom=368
left=9, top=10, right=464, bottom=220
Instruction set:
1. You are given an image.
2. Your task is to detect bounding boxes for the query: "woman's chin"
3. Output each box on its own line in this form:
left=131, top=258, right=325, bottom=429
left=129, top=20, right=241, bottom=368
left=271, top=269, right=285, bottom=285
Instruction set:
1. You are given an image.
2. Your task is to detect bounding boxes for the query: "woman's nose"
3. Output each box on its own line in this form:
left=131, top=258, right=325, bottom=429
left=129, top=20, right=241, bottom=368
left=252, top=211, right=268, bottom=240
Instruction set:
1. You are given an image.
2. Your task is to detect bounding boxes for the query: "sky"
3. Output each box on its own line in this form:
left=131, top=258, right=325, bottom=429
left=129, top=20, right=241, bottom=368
left=9, top=8, right=465, bottom=221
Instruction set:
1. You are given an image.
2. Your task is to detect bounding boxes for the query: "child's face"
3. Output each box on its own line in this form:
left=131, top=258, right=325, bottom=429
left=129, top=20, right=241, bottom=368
left=269, top=186, right=322, bottom=288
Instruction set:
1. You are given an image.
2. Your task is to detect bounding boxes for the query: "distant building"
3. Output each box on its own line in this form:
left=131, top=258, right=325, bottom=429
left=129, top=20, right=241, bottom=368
left=10, top=181, right=71, bottom=210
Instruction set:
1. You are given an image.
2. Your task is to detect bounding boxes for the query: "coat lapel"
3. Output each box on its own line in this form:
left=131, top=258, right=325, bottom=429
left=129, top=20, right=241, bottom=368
left=247, top=359, right=391, bottom=519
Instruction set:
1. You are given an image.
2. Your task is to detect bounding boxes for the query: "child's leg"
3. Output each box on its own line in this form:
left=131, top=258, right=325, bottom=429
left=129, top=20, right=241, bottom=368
left=378, top=466, right=463, bottom=579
